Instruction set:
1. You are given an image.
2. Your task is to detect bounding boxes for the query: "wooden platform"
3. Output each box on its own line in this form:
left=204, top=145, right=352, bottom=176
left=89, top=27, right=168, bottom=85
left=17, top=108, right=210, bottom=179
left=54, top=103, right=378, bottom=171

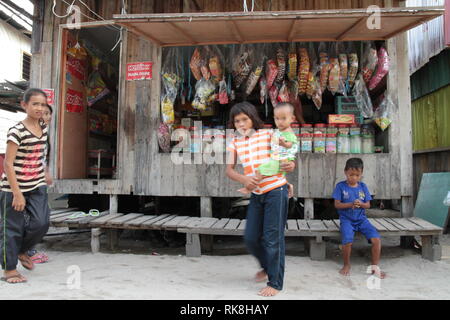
left=49, top=211, right=443, bottom=261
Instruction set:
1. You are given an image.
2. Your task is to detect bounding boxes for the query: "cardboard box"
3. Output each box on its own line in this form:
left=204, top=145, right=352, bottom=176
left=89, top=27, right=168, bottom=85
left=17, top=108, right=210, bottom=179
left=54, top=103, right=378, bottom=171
left=328, top=114, right=356, bottom=125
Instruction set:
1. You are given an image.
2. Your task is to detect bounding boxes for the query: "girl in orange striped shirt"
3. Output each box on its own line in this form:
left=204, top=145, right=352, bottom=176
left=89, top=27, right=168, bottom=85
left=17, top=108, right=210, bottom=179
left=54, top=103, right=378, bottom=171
left=226, top=102, right=296, bottom=297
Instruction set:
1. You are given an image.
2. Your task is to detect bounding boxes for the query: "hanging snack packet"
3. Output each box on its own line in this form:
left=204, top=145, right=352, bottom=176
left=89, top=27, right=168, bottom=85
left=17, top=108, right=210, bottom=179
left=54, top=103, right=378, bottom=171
left=352, top=73, right=373, bottom=119
left=190, top=48, right=202, bottom=81
left=192, top=78, right=216, bottom=111
left=348, top=53, right=359, bottom=87
left=362, top=42, right=378, bottom=84
left=276, top=46, right=287, bottom=83
left=209, top=55, right=223, bottom=81
left=277, top=81, right=290, bottom=103
left=312, top=75, right=322, bottom=110
left=369, top=47, right=390, bottom=91
left=318, top=42, right=330, bottom=92
left=259, top=76, right=267, bottom=104
left=269, top=85, right=279, bottom=107
left=328, top=58, right=341, bottom=95
left=219, top=79, right=229, bottom=105
left=288, top=44, right=298, bottom=81
left=232, top=45, right=253, bottom=89
left=266, top=59, right=278, bottom=89
left=373, top=95, right=393, bottom=131
left=298, top=47, right=310, bottom=95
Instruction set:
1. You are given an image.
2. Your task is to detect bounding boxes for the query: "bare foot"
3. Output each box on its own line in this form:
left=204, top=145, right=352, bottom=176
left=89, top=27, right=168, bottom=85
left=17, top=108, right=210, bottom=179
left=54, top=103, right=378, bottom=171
left=18, top=253, right=34, bottom=270
left=255, top=270, right=268, bottom=283
left=2, top=270, right=27, bottom=284
left=258, top=286, right=279, bottom=297
left=339, top=265, right=351, bottom=276
left=370, top=266, right=387, bottom=279
left=237, top=188, right=251, bottom=195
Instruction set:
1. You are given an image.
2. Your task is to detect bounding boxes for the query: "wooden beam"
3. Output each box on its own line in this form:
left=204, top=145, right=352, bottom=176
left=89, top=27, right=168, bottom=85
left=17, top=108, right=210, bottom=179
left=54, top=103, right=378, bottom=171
left=122, top=24, right=163, bottom=46
left=336, top=16, right=366, bottom=41
left=229, top=20, right=244, bottom=43
left=2, top=0, right=34, bottom=21
left=383, top=16, right=433, bottom=39
left=287, top=19, right=300, bottom=42
left=167, top=22, right=197, bottom=44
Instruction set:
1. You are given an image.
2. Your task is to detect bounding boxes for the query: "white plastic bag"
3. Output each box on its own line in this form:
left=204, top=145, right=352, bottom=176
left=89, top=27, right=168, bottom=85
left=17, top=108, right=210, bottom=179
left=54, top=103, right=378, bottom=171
left=444, top=191, right=450, bottom=206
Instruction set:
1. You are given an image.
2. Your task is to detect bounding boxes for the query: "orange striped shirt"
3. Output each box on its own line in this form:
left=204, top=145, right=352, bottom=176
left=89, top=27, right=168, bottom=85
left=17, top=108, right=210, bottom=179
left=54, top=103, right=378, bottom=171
left=227, top=129, right=287, bottom=195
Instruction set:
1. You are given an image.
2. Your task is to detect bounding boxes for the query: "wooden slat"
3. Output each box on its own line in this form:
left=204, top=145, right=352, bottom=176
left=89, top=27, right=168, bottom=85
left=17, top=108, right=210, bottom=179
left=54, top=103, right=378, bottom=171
left=89, top=213, right=124, bottom=226
left=323, top=220, right=339, bottom=232
left=382, top=218, right=408, bottom=231
left=126, top=215, right=157, bottom=226
left=162, top=216, right=191, bottom=228
left=177, top=217, right=201, bottom=228
left=409, top=218, right=443, bottom=231
left=223, top=219, right=241, bottom=230
left=211, top=218, right=230, bottom=229
left=373, top=218, right=400, bottom=232
left=237, top=219, right=246, bottom=231
left=149, top=214, right=178, bottom=227
left=65, top=211, right=109, bottom=225
left=307, top=220, right=328, bottom=232
left=51, top=211, right=83, bottom=223
left=140, top=214, right=171, bottom=227
left=297, top=219, right=309, bottom=231
left=333, top=219, right=341, bottom=229
left=287, top=219, right=299, bottom=231
left=197, top=218, right=219, bottom=229
left=75, top=212, right=110, bottom=226
left=368, top=218, right=388, bottom=232
left=391, top=218, right=424, bottom=231
left=107, top=213, right=144, bottom=226
left=50, top=208, right=77, bottom=215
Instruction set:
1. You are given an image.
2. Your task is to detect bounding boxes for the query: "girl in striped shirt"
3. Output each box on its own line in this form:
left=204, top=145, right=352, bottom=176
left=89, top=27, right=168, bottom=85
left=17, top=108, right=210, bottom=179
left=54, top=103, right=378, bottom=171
left=226, top=102, right=296, bottom=297
left=1, top=88, right=51, bottom=283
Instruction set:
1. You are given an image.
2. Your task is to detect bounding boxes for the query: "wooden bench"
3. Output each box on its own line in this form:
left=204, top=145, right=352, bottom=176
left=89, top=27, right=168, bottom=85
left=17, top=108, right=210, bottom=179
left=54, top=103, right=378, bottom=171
left=177, top=217, right=444, bottom=261
left=49, top=210, right=215, bottom=253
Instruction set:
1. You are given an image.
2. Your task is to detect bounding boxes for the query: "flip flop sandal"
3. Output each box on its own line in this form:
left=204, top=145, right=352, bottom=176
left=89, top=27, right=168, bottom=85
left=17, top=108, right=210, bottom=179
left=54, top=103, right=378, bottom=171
left=31, top=253, right=49, bottom=264
left=1, top=274, right=27, bottom=284
left=68, top=209, right=100, bottom=219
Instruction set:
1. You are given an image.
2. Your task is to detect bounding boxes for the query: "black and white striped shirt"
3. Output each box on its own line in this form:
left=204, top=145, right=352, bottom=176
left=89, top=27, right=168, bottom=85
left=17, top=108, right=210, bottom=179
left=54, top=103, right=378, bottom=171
left=1, top=122, right=48, bottom=193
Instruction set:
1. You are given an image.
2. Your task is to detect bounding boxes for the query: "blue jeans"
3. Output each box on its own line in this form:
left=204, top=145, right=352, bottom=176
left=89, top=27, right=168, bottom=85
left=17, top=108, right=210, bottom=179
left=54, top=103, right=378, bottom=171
left=244, top=185, right=289, bottom=291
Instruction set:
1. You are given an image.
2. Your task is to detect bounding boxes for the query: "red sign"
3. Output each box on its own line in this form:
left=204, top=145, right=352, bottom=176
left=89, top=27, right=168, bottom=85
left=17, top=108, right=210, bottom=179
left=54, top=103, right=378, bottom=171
left=66, top=88, right=84, bottom=113
left=126, top=62, right=153, bottom=80
left=446, top=0, right=450, bottom=46
left=42, top=89, right=55, bottom=106
left=66, top=55, right=86, bottom=80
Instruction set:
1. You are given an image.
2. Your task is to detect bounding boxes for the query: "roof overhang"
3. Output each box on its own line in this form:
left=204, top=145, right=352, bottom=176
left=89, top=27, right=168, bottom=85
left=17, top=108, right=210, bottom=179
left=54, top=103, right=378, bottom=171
left=113, top=7, right=445, bottom=47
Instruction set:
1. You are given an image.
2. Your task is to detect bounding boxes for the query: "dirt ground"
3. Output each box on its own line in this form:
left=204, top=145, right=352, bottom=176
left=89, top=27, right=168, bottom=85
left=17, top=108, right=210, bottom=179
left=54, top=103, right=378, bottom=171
left=1, top=225, right=450, bottom=300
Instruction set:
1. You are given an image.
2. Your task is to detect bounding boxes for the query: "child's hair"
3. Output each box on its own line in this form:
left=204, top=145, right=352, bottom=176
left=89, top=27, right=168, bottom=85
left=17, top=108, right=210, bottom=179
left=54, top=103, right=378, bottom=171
left=227, top=101, right=264, bottom=130
left=45, top=104, right=53, bottom=114
left=345, top=158, right=364, bottom=171
left=23, top=88, right=47, bottom=103
left=274, top=102, right=294, bottom=115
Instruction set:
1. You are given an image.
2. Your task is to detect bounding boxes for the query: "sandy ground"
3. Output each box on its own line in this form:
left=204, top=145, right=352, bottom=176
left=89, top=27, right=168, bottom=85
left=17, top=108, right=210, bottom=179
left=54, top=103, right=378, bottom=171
left=1, top=227, right=450, bottom=300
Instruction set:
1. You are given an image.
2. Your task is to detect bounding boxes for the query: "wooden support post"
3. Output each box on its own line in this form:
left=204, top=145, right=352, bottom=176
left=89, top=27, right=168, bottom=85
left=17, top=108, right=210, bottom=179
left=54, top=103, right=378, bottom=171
left=305, top=198, right=314, bottom=220
left=309, top=236, right=326, bottom=261
left=421, top=235, right=442, bottom=261
left=400, top=196, right=415, bottom=248
left=107, top=195, right=119, bottom=250
left=200, top=197, right=213, bottom=253
left=91, top=228, right=102, bottom=253
left=186, top=233, right=201, bottom=257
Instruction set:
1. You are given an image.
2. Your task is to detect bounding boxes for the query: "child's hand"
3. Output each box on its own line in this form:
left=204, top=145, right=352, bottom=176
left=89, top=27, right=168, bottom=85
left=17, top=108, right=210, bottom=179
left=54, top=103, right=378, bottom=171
left=12, top=192, right=26, bottom=212
left=45, top=171, right=53, bottom=186
left=244, top=176, right=260, bottom=191
left=353, top=199, right=362, bottom=208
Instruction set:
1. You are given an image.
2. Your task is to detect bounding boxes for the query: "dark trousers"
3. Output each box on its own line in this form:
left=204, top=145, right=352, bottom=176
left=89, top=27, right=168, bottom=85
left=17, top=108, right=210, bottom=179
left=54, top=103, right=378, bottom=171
left=0, top=186, right=50, bottom=271
left=244, top=185, right=289, bottom=291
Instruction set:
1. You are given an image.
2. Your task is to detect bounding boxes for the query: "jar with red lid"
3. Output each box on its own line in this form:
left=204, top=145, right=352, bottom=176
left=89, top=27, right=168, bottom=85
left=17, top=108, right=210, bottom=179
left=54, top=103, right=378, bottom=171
left=313, top=133, right=326, bottom=153
left=313, top=123, right=327, bottom=136
left=301, top=124, right=313, bottom=135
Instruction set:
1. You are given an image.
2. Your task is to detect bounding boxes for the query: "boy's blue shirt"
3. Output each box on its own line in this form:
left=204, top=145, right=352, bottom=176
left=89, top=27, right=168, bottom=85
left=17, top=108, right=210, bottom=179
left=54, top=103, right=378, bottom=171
left=332, top=180, right=372, bottom=222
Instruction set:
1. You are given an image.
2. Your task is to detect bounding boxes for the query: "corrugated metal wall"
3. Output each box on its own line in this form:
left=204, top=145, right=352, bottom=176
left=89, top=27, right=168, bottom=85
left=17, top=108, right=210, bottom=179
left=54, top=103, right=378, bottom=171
left=412, top=84, right=450, bottom=151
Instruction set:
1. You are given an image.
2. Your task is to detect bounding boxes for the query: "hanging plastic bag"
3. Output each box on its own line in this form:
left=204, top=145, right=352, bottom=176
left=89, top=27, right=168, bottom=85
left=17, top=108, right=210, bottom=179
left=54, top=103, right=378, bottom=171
left=443, top=191, right=450, bottom=206
left=298, top=44, right=310, bottom=95
left=328, top=58, right=341, bottom=95
left=362, top=42, right=378, bottom=84
left=276, top=45, right=287, bottom=83
left=219, top=79, right=228, bottom=105
left=245, top=46, right=265, bottom=96
left=369, top=47, right=390, bottom=91
left=373, top=95, right=394, bottom=131
left=192, top=78, right=216, bottom=111
left=352, top=73, right=373, bottom=119
left=337, top=42, right=348, bottom=94
left=287, top=43, right=298, bottom=81
left=259, top=76, right=267, bottom=104
left=190, top=47, right=202, bottom=81
left=232, top=44, right=253, bottom=89
left=266, top=58, right=278, bottom=89
left=161, top=72, right=181, bottom=124
left=347, top=42, right=359, bottom=88
left=318, top=42, right=330, bottom=92
left=288, top=79, right=299, bottom=104
left=157, top=122, right=172, bottom=153
left=278, top=81, right=290, bottom=103
left=269, top=85, right=279, bottom=107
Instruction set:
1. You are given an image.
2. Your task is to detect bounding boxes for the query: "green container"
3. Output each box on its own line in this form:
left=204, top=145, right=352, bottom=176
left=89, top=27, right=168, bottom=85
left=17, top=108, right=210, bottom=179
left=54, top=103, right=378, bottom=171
left=335, top=96, right=363, bottom=124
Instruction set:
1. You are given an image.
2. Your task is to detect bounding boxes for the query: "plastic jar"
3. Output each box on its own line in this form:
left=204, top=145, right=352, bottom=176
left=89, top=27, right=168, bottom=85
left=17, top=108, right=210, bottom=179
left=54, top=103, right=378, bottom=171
left=292, top=122, right=301, bottom=135
left=313, top=133, right=326, bottom=153
left=314, top=123, right=327, bottom=136
left=326, top=133, right=337, bottom=153
left=327, top=124, right=338, bottom=135
left=301, top=124, right=313, bottom=135
left=362, top=134, right=375, bottom=154
left=361, top=123, right=375, bottom=136
left=337, top=124, right=350, bottom=136
left=301, top=133, right=313, bottom=153
left=337, top=133, right=350, bottom=153
left=349, top=124, right=361, bottom=137
left=350, top=134, right=362, bottom=154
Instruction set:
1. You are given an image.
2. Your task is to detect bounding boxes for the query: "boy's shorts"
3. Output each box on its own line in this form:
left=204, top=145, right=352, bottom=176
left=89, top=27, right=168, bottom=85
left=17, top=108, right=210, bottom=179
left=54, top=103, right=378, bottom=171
left=340, top=217, right=380, bottom=245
